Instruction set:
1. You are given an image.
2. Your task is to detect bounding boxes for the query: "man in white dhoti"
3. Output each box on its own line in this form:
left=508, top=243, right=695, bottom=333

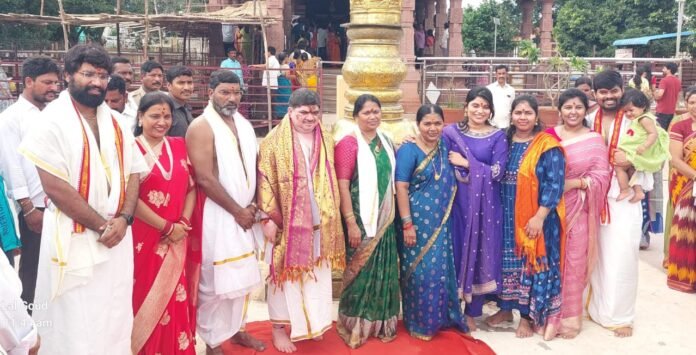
left=18, top=44, right=147, bottom=354
left=186, top=70, right=266, bottom=354
left=585, top=70, right=642, bottom=338
left=257, top=89, right=345, bottom=353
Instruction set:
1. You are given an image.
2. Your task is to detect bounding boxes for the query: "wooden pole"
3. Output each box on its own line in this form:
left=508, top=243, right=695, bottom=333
left=116, top=0, right=122, bottom=55
left=144, top=0, right=150, bottom=60
left=56, top=0, right=69, bottom=51
left=256, top=0, right=274, bottom=130
left=40, top=0, right=45, bottom=16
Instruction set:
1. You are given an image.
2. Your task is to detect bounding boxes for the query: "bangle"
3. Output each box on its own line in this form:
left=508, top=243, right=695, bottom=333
left=401, top=215, right=412, bottom=224
left=23, top=207, right=37, bottom=217
left=160, top=221, right=174, bottom=237
left=178, top=216, right=191, bottom=228
left=344, top=212, right=355, bottom=220
left=403, top=221, right=414, bottom=230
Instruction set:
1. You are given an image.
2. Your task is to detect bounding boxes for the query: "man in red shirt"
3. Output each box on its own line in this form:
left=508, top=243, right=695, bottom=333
left=654, top=62, right=682, bottom=129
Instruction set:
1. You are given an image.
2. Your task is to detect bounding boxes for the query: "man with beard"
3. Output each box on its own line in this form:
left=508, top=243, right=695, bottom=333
left=130, top=60, right=163, bottom=108
left=186, top=70, right=266, bottom=354
left=0, top=56, right=60, bottom=308
left=105, top=75, right=136, bottom=133
left=585, top=70, right=642, bottom=338
left=18, top=44, right=148, bottom=354
left=165, top=65, right=195, bottom=137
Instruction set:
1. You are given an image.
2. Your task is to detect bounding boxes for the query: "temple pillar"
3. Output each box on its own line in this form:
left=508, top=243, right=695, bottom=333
left=425, top=0, right=435, bottom=31
left=266, top=0, right=285, bottom=53
left=401, top=0, right=421, bottom=115
left=517, top=0, right=534, bottom=40
left=448, top=0, right=463, bottom=57
left=540, top=0, right=554, bottom=56
left=435, top=0, right=447, bottom=57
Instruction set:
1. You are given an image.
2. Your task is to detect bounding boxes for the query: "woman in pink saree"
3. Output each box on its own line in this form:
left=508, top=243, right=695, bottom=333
left=131, top=92, right=197, bottom=354
left=545, top=89, right=610, bottom=338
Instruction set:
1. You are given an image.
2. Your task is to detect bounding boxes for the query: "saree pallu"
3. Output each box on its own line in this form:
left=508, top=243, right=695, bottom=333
left=547, top=131, right=610, bottom=337
left=274, top=74, right=292, bottom=117
left=396, top=141, right=467, bottom=339
left=667, top=130, right=696, bottom=293
left=665, top=114, right=690, bottom=263
left=131, top=137, right=195, bottom=354
left=336, top=136, right=399, bottom=348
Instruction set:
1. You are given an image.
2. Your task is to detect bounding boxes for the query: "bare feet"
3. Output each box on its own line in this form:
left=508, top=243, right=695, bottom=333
left=466, top=316, right=478, bottom=332
left=272, top=326, right=297, bottom=353
left=614, top=326, right=633, bottom=338
left=617, top=188, right=632, bottom=201
left=485, top=310, right=513, bottom=327
left=515, top=318, right=534, bottom=338
left=558, top=331, right=579, bottom=339
left=231, top=331, right=266, bottom=351
left=629, top=187, right=645, bottom=203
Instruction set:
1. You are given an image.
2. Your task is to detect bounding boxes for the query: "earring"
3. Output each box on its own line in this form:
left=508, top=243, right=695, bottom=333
left=138, top=121, right=143, bottom=127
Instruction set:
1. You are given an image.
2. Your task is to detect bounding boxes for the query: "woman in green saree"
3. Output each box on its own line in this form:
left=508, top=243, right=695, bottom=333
left=335, top=94, right=400, bottom=348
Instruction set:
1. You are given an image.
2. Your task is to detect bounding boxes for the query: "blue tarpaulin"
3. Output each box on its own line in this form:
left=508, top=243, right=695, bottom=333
left=613, top=31, right=694, bottom=47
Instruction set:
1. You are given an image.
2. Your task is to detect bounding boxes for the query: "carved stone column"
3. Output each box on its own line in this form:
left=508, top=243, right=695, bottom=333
left=425, top=0, right=435, bottom=31
left=447, top=0, right=463, bottom=57
left=435, top=0, right=447, bottom=57
left=266, top=0, right=285, bottom=52
left=333, top=0, right=416, bottom=143
left=540, top=0, right=554, bottom=56
left=517, top=0, right=534, bottom=41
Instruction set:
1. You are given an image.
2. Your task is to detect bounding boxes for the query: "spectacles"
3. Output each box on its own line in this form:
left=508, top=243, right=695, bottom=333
left=77, top=71, right=110, bottom=82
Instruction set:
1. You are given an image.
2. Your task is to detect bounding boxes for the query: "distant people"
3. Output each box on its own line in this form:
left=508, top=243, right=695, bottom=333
left=296, top=38, right=312, bottom=58
left=253, top=47, right=283, bottom=117
left=222, top=24, right=236, bottom=56
left=615, top=89, right=669, bottom=203
left=654, top=62, right=682, bottom=129
left=0, top=56, right=60, bottom=307
left=574, top=76, right=598, bottom=115
left=131, top=60, right=164, bottom=108
left=414, top=23, right=425, bottom=58
left=275, top=52, right=293, bottom=116
left=440, top=22, right=450, bottom=56
left=628, top=66, right=653, bottom=103
left=165, top=65, right=194, bottom=137
left=19, top=43, right=147, bottom=354
left=111, top=56, right=134, bottom=87
left=425, top=29, right=435, bottom=56
left=327, top=26, right=342, bottom=62
left=220, top=49, right=245, bottom=89
left=105, top=75, right=137, bottom=132
left=317, top=25, right=328, bottom=60
left=187, top=70, right=266, bottom=354
left=131, top=92, right=196, bottom=354
left=487, top=65, right=515, bottom=129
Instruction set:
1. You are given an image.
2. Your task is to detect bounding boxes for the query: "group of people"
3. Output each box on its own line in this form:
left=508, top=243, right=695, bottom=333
left=0, top=40, right=694, bottom=355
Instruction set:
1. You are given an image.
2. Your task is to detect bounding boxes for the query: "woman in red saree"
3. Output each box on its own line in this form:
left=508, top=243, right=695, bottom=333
left=131, top=92, right=196, bottom=354
left=667, top=86, right=696, bottom=293
left=545, top=89, right=610, bottom=338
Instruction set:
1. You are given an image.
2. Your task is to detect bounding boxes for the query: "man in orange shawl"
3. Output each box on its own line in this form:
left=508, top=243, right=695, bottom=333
left=257, top=88, right=345, bottom=353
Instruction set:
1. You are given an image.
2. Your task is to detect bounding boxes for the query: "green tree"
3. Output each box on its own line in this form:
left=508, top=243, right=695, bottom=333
left=461, top=0, right=521, bottom=55
left=554, top=0, right=680, bottom=57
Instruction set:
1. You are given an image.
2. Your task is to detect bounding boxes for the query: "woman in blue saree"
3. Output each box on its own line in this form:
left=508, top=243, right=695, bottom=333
left=395, top=104, right=468, bottom=339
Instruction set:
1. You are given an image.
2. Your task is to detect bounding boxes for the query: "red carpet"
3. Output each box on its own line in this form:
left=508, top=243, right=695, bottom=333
left=221, top=321, right=496, bottom=355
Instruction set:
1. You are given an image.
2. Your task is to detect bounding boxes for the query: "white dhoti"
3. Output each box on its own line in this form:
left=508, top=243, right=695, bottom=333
left=19, top=91, right=147, bottom=354
left=195, top=105, right=264, bottom=348
left=267, top=262, right=333, bottom=341
left=587, top=175, right=642, bottom=329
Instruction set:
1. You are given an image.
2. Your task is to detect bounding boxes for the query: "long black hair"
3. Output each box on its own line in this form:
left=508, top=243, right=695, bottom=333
left=506, top=95, right=541, bottom=145
left=458, top=86, right=494, bottom=132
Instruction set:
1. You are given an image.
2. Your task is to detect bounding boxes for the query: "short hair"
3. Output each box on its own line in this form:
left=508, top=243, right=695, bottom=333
left=494, top=64, right=509, bottom=72
left=592, top=70, right=623, bottom=91
left=64, top=44, right=111, bottom=75
left=620, top=88, right=650, bottom=111
left=558, top=88, right=589, bottom=111
left=227, top=48, right=237, bottom=54
left=21, top=56, right=60, bottom=81
left=416, top=104, right=444, bottom=125
left=165, top=65, right=193, bottom=83
left=289, top=88, right=320, bottom=108
left=352, top=94, right=381, bottom=118
left=134, top=92, right=176, bottom=136
left=106, top=75, right=126, bottom=95
left=268, top=46, right=276, bottom=55
left=277, top=52, right=287, bottom=63
left=209, top=70, right=241, bottom=90
left=297, top=39, right=308, bottom=50
left=140, top=60, right=163, bottom=74
left=574, top=76, right=593, bottom=88
left=110, top=57, right=130, bottom=71
left=665, top=62, right=678, bottom=75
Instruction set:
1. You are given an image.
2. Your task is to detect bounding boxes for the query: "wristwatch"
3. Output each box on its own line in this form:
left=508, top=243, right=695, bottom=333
left=119, top=213, right=134, bottom=225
